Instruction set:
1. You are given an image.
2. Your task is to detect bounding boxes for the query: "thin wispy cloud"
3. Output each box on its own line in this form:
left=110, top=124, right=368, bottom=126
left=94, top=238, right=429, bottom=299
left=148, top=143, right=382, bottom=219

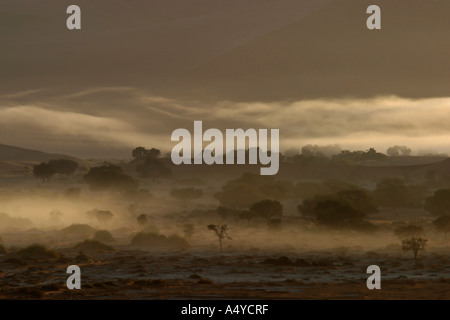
left=0, top=88, right=448, bottom=157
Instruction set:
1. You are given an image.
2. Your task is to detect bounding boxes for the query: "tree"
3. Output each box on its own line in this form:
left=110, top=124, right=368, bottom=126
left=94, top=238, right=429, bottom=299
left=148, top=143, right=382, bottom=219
left=372, top=179, right=424, bottom=208
left=33, top=162, right=56, bottom=181
left=433, top=215, right=450, bottom=237
left=207, top=224, right=232, bottom=253
left=401, top=237, right=427, bottom=259
left=313, top=200, right=375, bottom=231
left=424, top=189, right=450, bottom=216
left=132, top=147, right=161, bottom=160
left=394, top=225, right=423, bottom=239
left=48, top=159, right=78, bottom=175
left=332, top=148, right=386, bottom=164
left=93, top=230, right=115, bottom=243
left=250, top=200, right=283, bottom=220
left=298, top=188, right=377, bottom=218
left=387, top=146, right=412, bottom=157
left=334, top=189, right=378, bottom=214
left=170, top=188, right=203, bottom=201
left=33, top=159, right=78, bottom=181
left=136, top=157, right=171, bottom=180
left=84, top=165, right=139, bottom=193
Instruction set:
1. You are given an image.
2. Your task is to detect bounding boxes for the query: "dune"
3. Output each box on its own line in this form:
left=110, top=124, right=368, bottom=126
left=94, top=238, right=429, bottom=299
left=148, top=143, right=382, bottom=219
left=0, top=144, right=78, bottom=162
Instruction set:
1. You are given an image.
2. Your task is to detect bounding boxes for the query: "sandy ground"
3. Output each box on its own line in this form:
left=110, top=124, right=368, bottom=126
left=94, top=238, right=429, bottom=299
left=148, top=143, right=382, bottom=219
left=0, top=247, right=448, bottom=300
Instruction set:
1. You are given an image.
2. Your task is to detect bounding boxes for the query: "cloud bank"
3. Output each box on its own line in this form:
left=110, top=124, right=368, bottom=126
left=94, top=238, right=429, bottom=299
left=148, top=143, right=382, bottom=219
left=0, top=88, right=448, bottom=158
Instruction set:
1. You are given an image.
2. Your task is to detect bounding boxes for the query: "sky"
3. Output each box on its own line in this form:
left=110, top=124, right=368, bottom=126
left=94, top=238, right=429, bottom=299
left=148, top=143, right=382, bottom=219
left=1, top=0, right=449, bottom=158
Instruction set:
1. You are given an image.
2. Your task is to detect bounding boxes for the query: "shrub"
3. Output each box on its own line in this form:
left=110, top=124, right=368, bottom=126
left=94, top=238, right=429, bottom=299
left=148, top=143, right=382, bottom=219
left=93, top=230, right=115, bottom=243
left=72, top=239, right=115, bottom=253
left=401, top=237, right=427, bottom=259
left=60, top=224, right=96, bottom=238
left=16, top=244, right=60, bottom=259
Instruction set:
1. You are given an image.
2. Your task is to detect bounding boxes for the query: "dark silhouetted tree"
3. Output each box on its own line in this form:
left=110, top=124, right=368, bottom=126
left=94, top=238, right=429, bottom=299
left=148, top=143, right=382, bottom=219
left=132, top=147, right=161, bottom=160
left=48, top=159, right=79, bottom=175
left=136, top=157, right=171, bottom=180
left=33, top=162, right=56, bottom=181
left=93, top=230, right=115, bottom=243
left=250, top=199, right=283, bottom=220
left=424, top=189, right=450, bottom=216
left=298, top=187, right=377, bottom=218
left=84, top=165, right=139, bottom=192
left=33, top=159, right=78, bottom=181
left=313, top=200, right=375, bottom=231
left=372, top=178, right=424, bottom=208
left=332, top=148, right=386, bottom=164
left=401, top=237, right=427, bottom=259
left=207, top=224, right=232, bottom=253
left=387, top=145, right=412, bottom=157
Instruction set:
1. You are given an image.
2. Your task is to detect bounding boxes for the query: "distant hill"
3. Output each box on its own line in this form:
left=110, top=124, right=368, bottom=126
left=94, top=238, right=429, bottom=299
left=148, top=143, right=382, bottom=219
left=166, top=156, right=450, bottom=183
left=0, top=144, right=79, bottom=162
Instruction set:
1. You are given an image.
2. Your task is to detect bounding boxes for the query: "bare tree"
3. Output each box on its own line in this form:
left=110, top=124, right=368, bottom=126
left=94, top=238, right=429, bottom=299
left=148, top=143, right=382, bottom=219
left=207, top=224, right=232, bottom=253
left=401, top=237, right=427, bottom=259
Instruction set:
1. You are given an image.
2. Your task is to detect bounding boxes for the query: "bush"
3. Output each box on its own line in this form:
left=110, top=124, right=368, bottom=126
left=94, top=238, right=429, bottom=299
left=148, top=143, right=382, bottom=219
left=60, top=224, right=96, bottom=238
left=298, top=189, right=377, bottom=217
left=425, top=189, right=450, bottom=216
left=372, top=179, right=426, bottom=208
left=314, top=200, right=375, bottom=231
left=84, top=164, right=139, bottom=193
left=93, top=230, right=115, bottom=243
left=299, top=195, right=375, bottom=231
left=16, top=244, right=60, bottom=259
left=72, top=240, right=115, bottom=253
left=401, top=237, right=427, bottom=259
